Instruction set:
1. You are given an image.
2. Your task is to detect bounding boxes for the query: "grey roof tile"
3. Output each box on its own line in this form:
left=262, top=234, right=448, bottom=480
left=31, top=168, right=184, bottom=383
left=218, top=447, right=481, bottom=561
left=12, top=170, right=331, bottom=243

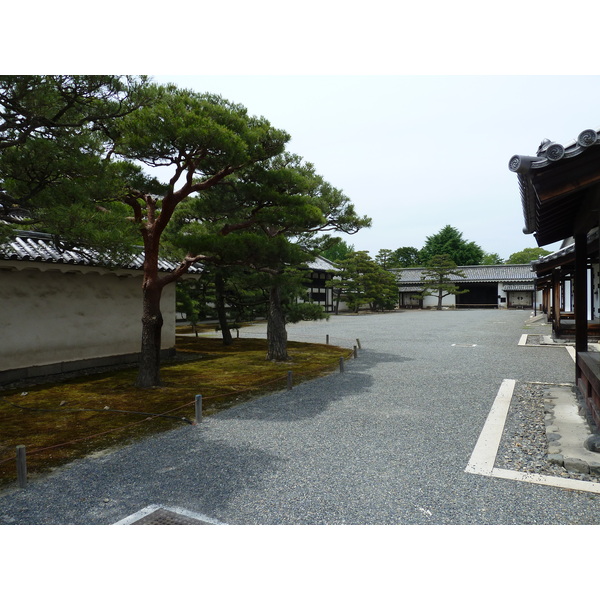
left=306, top=256, right=338, bottom=271
left=394, top=264, right=535, bottom=285
left=0, top=231, right=203, bottom=274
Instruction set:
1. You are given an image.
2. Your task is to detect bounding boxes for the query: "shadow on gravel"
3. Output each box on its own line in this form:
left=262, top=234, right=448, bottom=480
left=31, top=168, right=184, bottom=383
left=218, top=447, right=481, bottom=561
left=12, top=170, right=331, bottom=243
left=215, top=350, right=415, bottom=424
left=0, top=430, right=286, bottom=524
left=128, top=436, right=285, bottom=521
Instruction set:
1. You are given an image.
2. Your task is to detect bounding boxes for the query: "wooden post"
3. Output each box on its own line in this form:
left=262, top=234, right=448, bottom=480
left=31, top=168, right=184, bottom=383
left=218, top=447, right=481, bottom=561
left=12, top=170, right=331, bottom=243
left=574, top=233, right=588, bottom=355
left=356, top=339, right=361, bottom=349
left=353, top=346, right=358, bottom=359
left=552, top=268, right=562, bottom=334
left=16, top=445, right=26, bottom=489
left=339, top=357, right=344, bottom=373
left=195, top=394, right=203, bottom=424
left=326, top=334, right=329, bottom=345
left=287, top=371, right=293, bottom=390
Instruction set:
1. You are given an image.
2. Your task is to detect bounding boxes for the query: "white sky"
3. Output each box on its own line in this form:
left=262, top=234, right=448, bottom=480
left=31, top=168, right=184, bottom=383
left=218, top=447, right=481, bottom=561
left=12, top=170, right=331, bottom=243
left=151, top=74, right=600, bottom=261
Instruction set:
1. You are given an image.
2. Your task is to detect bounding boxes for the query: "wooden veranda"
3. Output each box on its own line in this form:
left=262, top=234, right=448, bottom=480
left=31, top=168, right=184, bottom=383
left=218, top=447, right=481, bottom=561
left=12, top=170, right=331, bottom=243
left=510, top=131, right=600, bottom=429
left=532, top=232, right=600, bottom=340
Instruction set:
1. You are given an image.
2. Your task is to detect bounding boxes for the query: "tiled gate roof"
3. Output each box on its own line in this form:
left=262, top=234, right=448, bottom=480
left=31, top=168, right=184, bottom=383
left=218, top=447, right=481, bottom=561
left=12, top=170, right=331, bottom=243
left=394, top=264, right=535, bottom=285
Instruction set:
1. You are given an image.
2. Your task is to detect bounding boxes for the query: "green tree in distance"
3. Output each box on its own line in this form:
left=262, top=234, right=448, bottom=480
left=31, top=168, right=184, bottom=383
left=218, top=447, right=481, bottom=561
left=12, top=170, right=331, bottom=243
left=176, top=278, right=208, bottom=337
left=419, top=254, right=469, bottom=310
left=481, top=251, right=504, bottom=265
left=419, top=225, right=484, bottom=266
left=375, top=248, right=394, bottom=269
left=390, top=246, right=420, bottom=268
left=321, top=239, right=355, bottom=262
left=507, top=247, right=552, bottom=264
left=329, top=251, right=397, bottom=313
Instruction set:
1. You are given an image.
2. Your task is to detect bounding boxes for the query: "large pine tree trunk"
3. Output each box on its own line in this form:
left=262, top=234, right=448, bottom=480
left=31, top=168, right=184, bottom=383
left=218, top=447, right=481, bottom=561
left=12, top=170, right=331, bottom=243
left=266, top=285, right=289, bottom=361
left=136, top=281, right=164, bottom=387
left=214, top=271, right=233, bottom=346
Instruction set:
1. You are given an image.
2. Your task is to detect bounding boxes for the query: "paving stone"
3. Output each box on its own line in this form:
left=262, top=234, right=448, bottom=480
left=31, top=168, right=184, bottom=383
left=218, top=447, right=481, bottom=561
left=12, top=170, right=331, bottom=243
left=564, top=458, right=590, bottom=474
left=547, top=454, right=564, bottom=465
left=588, top=462, right=600, bottom=477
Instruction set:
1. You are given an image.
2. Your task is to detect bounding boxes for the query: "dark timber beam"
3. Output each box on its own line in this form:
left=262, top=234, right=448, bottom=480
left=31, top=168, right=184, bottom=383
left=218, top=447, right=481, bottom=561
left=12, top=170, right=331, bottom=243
left=574, top=233, right=588, bottom=354
left=552, top=268, right=561, bottom=332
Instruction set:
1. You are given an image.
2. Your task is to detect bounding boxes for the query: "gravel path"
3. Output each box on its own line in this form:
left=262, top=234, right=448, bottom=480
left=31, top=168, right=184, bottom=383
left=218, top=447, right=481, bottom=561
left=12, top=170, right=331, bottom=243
left=1, top=309, right=599, bottom=525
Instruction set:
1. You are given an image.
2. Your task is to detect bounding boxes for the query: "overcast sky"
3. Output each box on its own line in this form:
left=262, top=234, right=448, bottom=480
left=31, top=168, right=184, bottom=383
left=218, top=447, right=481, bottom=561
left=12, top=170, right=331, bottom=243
left=150, top=74, right=600, bottom=261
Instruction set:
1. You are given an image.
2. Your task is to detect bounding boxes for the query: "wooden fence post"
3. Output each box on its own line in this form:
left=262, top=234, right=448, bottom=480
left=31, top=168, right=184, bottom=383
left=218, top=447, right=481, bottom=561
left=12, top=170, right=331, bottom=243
left=16, top=445, right=27, bottom=489
left=195, top=394, right=203, bottom=424
left=287, top=371, right=293, bottom=390
left=339, top=357, right=345, bottom=373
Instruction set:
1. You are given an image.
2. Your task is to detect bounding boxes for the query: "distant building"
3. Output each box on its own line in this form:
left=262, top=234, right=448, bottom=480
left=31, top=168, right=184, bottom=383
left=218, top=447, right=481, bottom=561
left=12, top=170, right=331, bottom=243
left=303, top=256, right=338, bottom=313
left=394, top=264, right=539, bottom=309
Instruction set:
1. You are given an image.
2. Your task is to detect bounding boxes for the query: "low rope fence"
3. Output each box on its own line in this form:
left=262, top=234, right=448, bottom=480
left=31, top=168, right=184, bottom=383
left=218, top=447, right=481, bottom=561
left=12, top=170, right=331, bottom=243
left=186, top=326, right=361, bottom=351
left=0, top=337, right=361, bottom=488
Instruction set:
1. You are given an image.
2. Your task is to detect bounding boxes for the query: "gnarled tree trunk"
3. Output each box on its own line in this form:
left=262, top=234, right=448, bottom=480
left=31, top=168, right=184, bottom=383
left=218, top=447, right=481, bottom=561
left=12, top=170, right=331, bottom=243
left=136, top=280, right=164, bottom=387
left=214, top=270, right=233, bottom=346
left=266, top=285, right=289, bottom=361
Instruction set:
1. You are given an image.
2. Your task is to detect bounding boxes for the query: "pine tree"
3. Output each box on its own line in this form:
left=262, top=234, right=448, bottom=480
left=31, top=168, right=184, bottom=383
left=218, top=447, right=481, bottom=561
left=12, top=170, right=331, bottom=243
left=419, top=225, right=484, bottom=266
left=330, top=251, right=397, bottom=313
left=419, top=254, right=469, bottom=310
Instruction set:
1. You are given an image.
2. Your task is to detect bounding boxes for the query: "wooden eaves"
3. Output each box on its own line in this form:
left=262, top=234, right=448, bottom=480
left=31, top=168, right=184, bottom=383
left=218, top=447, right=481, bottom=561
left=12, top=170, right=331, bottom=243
left=509, top=128, right=600, bottom=428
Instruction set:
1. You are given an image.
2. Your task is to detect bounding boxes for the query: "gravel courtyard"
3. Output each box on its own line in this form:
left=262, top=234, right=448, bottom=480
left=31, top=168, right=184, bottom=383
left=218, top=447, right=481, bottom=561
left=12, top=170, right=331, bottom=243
left=1, top=309, right=599, bottom=525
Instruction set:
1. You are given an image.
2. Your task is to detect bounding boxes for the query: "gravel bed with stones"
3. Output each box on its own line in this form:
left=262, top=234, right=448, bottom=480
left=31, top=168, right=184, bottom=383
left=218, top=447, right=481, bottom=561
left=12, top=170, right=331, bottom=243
left=496, top=381, right=600, bottom=484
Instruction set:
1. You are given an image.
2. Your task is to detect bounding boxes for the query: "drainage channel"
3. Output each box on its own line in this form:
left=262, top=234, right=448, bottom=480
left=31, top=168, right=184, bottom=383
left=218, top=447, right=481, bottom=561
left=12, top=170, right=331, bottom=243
left=114, top=505, right=226, bottom=525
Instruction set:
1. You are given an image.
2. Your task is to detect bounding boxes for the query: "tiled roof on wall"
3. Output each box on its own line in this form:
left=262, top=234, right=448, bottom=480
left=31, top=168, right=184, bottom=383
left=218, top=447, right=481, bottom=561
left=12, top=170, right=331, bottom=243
left=0, top=231, right=203, bottom=273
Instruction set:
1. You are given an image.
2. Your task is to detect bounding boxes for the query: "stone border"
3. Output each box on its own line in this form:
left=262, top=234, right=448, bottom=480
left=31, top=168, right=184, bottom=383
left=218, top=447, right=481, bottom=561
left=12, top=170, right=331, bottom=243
left=466, top=379, right=600, bottom=495
left=543, top=387, right=600, bottom=476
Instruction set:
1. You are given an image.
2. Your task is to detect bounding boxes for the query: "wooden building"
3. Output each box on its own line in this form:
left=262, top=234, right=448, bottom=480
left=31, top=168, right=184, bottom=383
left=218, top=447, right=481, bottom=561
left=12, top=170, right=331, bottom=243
left=509, top=129, right=600, bottom=428
left=529, top=232, right=600, bottom=340
left=303, top=256, right=337, bottom=313
left=395, top=264, right=538, bottom=310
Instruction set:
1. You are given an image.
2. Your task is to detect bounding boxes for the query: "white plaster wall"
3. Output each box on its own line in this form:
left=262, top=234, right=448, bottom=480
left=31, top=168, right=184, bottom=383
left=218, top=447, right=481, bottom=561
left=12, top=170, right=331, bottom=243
left=0, top=266, right=176, bottom=371
left=564, top=279, right=573, bottom=312
left=497, top=283, right=504, bottom=308
left=421, top=294, right=455, bottom=308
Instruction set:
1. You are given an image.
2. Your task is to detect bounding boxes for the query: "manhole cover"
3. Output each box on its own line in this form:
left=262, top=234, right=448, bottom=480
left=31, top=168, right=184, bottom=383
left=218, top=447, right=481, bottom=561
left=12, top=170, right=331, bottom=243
left=132, top=508, right=209, bottom=525
left=114, top=505, right=224, bottom=525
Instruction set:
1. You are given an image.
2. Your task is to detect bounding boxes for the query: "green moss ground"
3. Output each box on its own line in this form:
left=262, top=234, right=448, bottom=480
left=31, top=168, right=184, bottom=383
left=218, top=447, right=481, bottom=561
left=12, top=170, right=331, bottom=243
left=0, top=336, right=351, bottom=489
